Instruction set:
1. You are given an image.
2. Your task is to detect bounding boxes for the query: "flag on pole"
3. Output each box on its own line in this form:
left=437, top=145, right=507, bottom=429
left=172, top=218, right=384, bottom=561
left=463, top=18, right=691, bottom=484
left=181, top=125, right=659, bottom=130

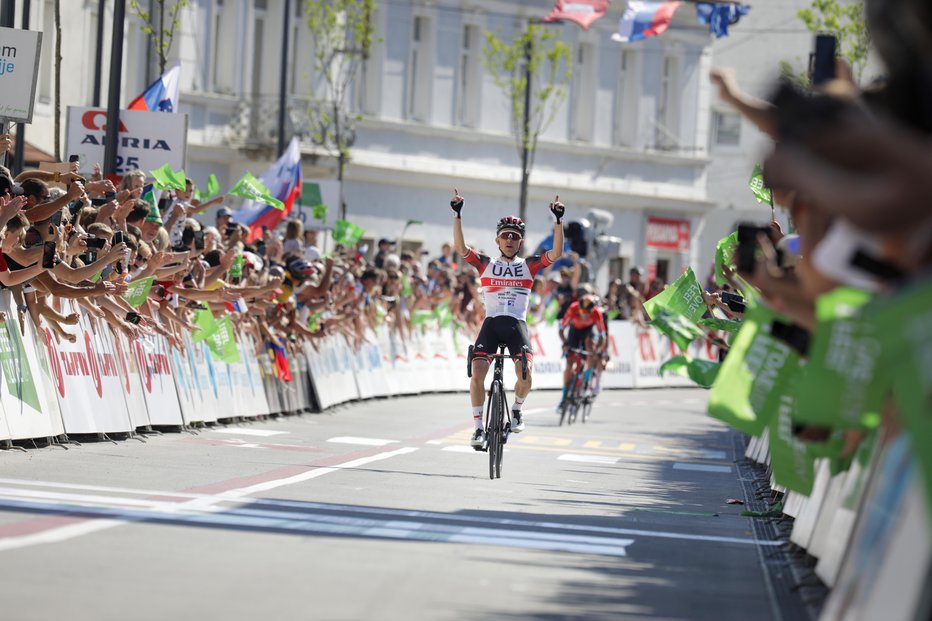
left=612, top=1, right=682, bottom=43
left=195, top=174, right=220, bottom=203
left=332, top=220, right=365, bottom=246
left=150, top=163, right=187, bottom=191
left=642, top=267, right=706, bottom=323
left=659, top=355, right=720, bottom=388
left=544, top=0, right=610, bottom=30
left=128, top=63, right=181, bottom=113
left=748, top=164, right=773, bottom=206
left=231, top=137, right=302, bottom=242
left=696, top=3, right=750, bottom=38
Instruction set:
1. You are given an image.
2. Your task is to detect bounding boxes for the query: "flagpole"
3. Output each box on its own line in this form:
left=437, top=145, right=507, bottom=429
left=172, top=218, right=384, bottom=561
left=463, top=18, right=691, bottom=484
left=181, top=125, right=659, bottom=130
left=277, top=0, right=291, bottom=156
left=104, top=0, right=126, bottom=177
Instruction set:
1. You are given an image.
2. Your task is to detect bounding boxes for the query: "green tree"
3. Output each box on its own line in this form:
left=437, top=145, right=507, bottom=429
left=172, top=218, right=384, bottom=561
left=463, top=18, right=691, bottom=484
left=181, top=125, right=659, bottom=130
left=304, top=0, right=375, bottom=220
left=793, top=0, right=871, bottom=84
left=129, top=0, right=190, bottom=75
left=483, top=24, right=571, bottom=222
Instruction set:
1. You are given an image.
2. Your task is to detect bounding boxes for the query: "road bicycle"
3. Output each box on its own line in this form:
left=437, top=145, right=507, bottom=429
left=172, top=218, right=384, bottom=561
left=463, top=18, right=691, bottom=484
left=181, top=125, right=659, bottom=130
left=467, top=344, right=529, bottom=480
left=558, top=348, right=595, bottom=426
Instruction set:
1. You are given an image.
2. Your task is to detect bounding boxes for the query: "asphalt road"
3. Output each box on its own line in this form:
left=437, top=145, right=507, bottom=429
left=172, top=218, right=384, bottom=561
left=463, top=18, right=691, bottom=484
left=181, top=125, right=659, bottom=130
left=0, top=388, right=787, bottom=621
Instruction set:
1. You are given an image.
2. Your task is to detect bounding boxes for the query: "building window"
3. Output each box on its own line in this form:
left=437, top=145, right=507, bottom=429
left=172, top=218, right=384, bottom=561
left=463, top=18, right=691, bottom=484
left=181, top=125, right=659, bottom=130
left=656, top=55, right=679, bottom=149
left=613, top=50, right=636, bottom=146
left=570, top=42, right=595, bottom=142
left=712, top=110, right=741, bottom=147
left=456, top=24, right=480, bottom=127
left=406, top=15, right=431, bottom=121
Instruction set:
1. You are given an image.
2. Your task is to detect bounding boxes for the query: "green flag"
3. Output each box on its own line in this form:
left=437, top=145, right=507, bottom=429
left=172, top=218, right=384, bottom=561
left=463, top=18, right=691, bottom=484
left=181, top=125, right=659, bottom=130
left=748, top=164, right=773, bottom=206
left=206, top=316, right=241, bottom=364
left=229, top=172, right=285, bottom=210
left=714, top=232, right=739, bottom=287
left=332, top=220, right=365, bottom=245
left=698, top=317, right=742, bottom=333
left=544, top=298, right=560, bottom=326
left=659, top=355, right=720, bottom=388
left=435, top=300, right=453, bottom=328
left=150, top=164, right=187, bottom=191
left=795, top=287, right=883, bottom=430
left=122, top=276, right=155, bottom=309
left=192, top=309, right=219, bottom=343
left=0, top=320, right=41, bottom=412
left=642, top=267, right=706, bottom=323
left=312, top=203, right=328, bottom=221
left=767, top=388, right=815, bottom=495
left=650, top=310, right=705, bottom=353
left=869, top=281, right=932, bottom=506
left=707, top=303, right=802, bottom=436
left=195, top=174, right=220, bottom=202
left=410, top=309, right=435, bottom=327
left=302, top=182, right=323, bottom=207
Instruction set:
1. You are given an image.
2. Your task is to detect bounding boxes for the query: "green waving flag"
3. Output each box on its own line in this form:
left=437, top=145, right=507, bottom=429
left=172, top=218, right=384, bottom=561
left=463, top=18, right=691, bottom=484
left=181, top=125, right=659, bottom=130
left=229, top=172, right=285, bottom=210
left=206, top=316, right=241, bottom=364
left=544, top=298, right=560, bottom=326
left=150, top=163, right=187, bottom=191
left=312, top=203, right=328, bottom=221
left=659, top=355, right=720, bottom=388
left=192, top=309, right=219, bottom=343
left=699, top=317, right=742, bottom=333
left=122, top=276, right=155, bottom=309
left=707, top=303, right=802, bottom=436
left=650, top=310, right=705, bottom=353
left=332, top=219, right=365, bottom=245
left=748, top=164, right=773, bottom=206
left=795, top=287, right=883, bottom=430
left=767, top=388, right=815, bottom=495
left=195, top=174, right=220, bottom=202
left=714, top=232, right=739, bottom=286
left=642, top=267, right=706, bottom=323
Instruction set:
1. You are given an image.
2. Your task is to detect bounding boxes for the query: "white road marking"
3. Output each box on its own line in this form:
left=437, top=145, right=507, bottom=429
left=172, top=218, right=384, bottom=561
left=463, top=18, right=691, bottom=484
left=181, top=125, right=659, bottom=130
left=443, top=445, right=479, bottom=453
left=327, top=436, right=399, bottom=446
left=212, top=429, right=287, bottom=437
left=557, top=454, right=619, bottom=465
left=425, top=440, right=442, bottom=445
left=521, top=407, right=550, bottom=415
left=0, top=519, right=124, bottom=552
left=697, top=450, right=728, bottom=460
left=673, top=463, right=732, bottom=473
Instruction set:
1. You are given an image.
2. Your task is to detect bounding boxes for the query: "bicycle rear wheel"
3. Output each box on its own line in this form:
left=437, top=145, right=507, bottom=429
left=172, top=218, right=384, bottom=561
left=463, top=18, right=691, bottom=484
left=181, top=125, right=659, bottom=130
left=488, top=385, right=504, bottom=479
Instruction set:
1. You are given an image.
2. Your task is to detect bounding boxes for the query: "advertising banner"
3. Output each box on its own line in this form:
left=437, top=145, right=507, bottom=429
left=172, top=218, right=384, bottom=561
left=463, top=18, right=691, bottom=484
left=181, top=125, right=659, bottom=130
left=134, top=335, right=184, bottom=426
left=65, top=106, right=187, bottom=176
left=0, top=27, right=42, bottom=123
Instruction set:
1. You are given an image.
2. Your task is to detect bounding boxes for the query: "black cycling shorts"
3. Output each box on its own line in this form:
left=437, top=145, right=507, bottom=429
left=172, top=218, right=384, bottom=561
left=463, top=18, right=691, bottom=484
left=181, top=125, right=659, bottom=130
left=566, top=325, right=594, bottom=351
left=472, top=316, right=533, bottom=362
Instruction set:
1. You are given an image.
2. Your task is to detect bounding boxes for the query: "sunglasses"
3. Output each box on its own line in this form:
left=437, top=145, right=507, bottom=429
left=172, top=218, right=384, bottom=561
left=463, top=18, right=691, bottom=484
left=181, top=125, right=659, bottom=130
left=498, top=232, right=522, bottom=241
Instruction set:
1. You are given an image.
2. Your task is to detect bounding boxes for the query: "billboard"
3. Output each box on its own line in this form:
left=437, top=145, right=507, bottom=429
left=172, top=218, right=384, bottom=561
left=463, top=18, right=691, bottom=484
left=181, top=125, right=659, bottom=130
left=0, top=27, right=42, bottom=123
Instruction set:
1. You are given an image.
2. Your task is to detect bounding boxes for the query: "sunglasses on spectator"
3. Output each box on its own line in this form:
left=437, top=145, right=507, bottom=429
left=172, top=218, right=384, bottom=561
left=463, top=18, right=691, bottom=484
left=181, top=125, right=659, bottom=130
left=387, top=273, right=400, bottom=280
left=498, top=232, right=521, bottom=241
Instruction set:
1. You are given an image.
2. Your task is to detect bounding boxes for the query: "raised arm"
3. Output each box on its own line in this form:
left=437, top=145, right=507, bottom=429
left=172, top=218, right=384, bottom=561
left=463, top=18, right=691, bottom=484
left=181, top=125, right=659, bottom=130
left=451, top=188, right=467, bottom=256
left=545, top=196, right=565, bottom=264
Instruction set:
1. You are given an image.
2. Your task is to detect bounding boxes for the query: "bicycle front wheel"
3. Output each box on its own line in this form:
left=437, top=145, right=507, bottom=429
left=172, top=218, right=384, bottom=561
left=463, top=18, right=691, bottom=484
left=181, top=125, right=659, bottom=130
left=488, top=384, right=504, bottom=479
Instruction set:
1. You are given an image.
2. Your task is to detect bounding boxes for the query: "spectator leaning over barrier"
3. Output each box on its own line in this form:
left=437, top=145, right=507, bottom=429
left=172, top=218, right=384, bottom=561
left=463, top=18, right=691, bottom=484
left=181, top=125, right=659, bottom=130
left=451, top=188, right=564, bottom=449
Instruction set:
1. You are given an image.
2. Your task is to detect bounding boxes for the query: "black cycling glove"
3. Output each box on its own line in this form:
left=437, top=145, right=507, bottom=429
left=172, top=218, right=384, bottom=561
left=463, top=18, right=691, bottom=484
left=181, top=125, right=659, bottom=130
left=451, top=196, right=464, bottom=218
left=550, top=200, right=565, bottom=223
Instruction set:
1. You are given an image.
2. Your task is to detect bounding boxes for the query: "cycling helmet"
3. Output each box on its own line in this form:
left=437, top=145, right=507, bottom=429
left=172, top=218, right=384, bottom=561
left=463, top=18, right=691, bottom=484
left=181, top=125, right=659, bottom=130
left=496, top=216, right=526, bottom=238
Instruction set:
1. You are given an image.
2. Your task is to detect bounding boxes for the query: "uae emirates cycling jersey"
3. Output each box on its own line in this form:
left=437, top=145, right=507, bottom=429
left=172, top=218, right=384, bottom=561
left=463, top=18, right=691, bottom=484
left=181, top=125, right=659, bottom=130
left=463, top=248, right=553, bottom=320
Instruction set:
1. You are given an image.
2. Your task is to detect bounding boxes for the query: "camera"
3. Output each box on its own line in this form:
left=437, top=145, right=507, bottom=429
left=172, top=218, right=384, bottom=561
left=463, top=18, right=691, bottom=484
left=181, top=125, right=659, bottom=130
left=194, top=230, right=205, bottom=251
left=771, top=320, right=811, bottom=356
left=49, top=209, right=63, bottom=227
left=86, top=236, right=107, bottom=250
left=720, top=291, right=747, bottom=314
left=225, top=223, right=238, bottom=236
left=810, top=34, right=837, bottom=86
left=113, top=231, right=124, bottom=246
left=125, top=312, right=141, bottom=325
left=736, top=224, right=771, bottom=274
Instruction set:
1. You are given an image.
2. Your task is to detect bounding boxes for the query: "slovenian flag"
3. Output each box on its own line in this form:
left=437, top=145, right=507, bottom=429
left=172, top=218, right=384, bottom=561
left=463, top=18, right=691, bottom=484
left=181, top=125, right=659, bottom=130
left=543, top=0, right=610, bottom=30
left=128, top=64, right=181, bottom=113
left=612, top=1, right=682, bottom=43
left=233, top=137, right=303, bottom=242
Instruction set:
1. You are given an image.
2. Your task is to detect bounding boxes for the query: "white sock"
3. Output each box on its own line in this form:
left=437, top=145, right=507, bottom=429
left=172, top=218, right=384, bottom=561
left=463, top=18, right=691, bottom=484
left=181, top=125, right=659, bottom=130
left=472, top=406, right=483, bottom=429
left=513, top=396, right=525, bottom=412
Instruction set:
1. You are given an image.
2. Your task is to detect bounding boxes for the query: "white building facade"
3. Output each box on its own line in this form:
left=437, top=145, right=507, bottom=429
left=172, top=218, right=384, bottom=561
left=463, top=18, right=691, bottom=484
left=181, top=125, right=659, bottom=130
left=14, top=0, right=725, bottom=292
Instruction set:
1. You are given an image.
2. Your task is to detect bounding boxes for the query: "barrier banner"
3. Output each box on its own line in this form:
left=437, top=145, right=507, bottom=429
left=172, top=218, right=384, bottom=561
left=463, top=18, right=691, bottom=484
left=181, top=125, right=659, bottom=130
left=43, top=312, right=132, bottom=434
left=171, top=337, right=204, bottom=424
left=133, top=335, right=184, bottom=426
left=112, top=329, right=151, bottom=429
left=0, top=292, right=64, bottom=441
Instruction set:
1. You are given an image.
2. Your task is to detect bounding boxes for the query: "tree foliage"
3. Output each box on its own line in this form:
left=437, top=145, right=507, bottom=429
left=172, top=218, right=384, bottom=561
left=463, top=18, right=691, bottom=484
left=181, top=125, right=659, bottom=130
left=796, top=0, right=871, bottom=83
left=304, top=0, right=375, bottom=170
left=129, top=0, right=189, bottom=75
left=483, top=24, right=572, bottom=171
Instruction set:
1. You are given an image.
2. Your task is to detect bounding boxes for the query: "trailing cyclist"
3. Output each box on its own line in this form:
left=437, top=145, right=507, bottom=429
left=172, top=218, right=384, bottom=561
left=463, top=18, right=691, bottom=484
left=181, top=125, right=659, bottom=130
left=558, top=291, right=606, bottom=410
left=450, top=189, right=564, bottom=448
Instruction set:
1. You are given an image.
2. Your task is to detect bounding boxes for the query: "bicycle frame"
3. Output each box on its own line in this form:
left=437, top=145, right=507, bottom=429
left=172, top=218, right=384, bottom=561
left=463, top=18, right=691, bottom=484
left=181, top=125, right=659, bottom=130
left=467, top=344, right=529, bottom=480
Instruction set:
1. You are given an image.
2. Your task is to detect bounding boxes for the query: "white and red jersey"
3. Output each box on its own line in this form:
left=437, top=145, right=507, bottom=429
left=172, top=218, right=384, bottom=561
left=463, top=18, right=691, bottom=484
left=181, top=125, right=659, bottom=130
left=463, top=248, right=553, bottom=320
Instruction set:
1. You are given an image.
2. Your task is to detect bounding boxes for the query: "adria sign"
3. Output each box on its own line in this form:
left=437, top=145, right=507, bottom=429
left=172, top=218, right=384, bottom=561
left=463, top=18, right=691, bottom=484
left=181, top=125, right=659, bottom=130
left=65, top=106, right=188, bottom=177
left=646, top=217, right=690, bottom=252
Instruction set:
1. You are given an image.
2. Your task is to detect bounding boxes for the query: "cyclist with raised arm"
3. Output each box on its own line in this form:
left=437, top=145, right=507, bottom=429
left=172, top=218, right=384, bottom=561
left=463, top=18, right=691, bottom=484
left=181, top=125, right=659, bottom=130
left=451, top=189, right=564, bottom=448
left=558, top=290, right=606, bottom=409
